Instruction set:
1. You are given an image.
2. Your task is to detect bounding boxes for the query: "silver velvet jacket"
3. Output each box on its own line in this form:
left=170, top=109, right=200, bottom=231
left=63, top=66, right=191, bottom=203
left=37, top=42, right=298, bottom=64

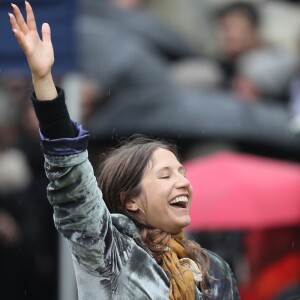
left=41, top=122, right=240, bottom=300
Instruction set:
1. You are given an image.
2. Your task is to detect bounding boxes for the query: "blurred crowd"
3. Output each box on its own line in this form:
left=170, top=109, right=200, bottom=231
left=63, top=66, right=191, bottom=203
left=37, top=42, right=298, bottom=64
left=78, top=0, right=300, bottom=127
left=0, top=0, right=299, bottom=299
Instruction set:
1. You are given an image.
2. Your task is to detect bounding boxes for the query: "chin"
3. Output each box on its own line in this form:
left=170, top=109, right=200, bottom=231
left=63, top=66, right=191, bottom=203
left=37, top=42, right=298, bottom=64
left=172, top=217, right=191, bottom=234
left=182, top=219, right=191, bottom=229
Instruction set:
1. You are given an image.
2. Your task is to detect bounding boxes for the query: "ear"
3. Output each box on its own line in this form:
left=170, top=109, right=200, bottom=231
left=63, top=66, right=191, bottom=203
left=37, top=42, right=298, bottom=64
left=125, top=197, right=140, bottom=212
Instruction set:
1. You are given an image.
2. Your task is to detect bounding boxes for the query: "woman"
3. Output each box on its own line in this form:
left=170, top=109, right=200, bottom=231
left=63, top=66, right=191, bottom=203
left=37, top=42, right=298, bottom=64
left=9, top=2, right=240, bottom=299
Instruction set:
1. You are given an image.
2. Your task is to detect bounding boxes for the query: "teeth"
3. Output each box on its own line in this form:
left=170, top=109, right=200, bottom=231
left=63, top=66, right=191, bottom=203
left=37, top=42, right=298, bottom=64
left=169, top=196, right=188, bottom=204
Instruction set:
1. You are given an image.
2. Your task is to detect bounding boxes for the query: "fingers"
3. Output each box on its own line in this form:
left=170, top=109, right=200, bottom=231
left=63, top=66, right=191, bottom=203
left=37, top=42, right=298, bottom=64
left=11, top=3, right=30, bottom=35
left=42, top=23, right=51, bottom=44
left=25, top=1, right=37, bottom=32
left=8, top=13, right=26, bottom=48
left=8, top=12, right=21, bottom=32
left=12, top=27, right=27, bottom=52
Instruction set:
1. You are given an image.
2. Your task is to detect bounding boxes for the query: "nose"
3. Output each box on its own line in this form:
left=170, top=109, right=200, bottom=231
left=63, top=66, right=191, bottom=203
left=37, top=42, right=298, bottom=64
left=175, top=174, right=191, bottom=190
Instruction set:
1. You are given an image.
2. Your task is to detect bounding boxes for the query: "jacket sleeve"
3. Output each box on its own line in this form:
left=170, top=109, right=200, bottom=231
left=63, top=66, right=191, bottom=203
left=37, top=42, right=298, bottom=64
left=42, top=123, right=133, bottom=280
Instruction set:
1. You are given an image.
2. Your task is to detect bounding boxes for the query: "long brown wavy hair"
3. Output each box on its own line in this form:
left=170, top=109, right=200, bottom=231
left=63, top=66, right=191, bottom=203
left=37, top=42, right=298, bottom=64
left=97, top=135, right=211, bottom=293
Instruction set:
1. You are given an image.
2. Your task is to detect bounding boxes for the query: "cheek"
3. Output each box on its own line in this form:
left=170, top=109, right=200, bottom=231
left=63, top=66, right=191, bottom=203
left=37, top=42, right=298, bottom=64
left=144, top=178, right=167, bottom=194
left=143, top=182, right=170, bottom=208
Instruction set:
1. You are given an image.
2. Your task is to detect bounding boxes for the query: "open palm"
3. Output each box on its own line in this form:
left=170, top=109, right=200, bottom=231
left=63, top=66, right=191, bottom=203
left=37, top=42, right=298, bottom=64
left=9, top=2, right=54, bottom=79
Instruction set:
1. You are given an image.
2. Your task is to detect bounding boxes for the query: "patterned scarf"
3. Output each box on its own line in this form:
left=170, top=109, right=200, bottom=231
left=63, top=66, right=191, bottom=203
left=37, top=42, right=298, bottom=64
left=160, top=232, right=202, bottom=300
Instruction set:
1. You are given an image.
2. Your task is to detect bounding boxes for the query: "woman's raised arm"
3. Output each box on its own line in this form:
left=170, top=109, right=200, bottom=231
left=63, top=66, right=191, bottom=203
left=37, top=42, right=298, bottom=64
left=7, top=3, right=135, bottom=285
left=9, top=1, right=57, bottom=100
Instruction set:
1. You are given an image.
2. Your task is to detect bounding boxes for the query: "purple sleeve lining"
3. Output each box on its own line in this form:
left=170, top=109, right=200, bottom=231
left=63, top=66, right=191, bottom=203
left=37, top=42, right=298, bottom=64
left=40, top=121, right=91, bottom=155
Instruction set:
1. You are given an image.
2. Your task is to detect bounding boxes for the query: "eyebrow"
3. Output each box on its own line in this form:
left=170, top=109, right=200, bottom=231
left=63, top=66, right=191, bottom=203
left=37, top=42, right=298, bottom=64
left=156, top=165, right=186, bottom=174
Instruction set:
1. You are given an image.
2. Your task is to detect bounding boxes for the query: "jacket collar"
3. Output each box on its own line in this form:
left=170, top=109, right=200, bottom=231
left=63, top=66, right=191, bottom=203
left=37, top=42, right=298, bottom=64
left=111, top=213, right=153, bottom=256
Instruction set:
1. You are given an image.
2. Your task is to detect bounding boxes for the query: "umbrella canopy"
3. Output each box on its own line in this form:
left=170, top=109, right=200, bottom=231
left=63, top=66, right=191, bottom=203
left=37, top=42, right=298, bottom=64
left=88, top=88, right=300, bottom=157
left=184, top=151, right=300, bottom=230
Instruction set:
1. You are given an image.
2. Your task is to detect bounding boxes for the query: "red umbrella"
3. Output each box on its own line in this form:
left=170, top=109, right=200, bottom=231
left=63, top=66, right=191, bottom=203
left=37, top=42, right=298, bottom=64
left=184, top=151, right=300, bottom=230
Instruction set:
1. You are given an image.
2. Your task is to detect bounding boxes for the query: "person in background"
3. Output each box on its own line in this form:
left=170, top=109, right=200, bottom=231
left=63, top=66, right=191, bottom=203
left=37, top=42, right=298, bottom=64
left=215, top=1, right=263, bottom=88
left=215, top=1, right=298, bottom=104
left=0, top=75, right=57, bottom=300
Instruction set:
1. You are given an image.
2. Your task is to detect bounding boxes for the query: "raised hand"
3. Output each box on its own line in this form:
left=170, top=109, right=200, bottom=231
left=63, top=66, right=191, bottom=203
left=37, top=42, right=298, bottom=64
left=9, top=1, right=57, bottom=100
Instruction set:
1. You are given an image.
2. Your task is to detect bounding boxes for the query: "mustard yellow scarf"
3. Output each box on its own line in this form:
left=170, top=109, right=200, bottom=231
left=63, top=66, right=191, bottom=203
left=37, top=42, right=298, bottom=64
left=160, top=232, right=202, bottom=300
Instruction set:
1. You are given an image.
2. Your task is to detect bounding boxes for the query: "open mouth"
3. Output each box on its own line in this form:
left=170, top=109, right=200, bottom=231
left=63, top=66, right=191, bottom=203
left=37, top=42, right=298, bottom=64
left=169, top=196, right=188, bottom=209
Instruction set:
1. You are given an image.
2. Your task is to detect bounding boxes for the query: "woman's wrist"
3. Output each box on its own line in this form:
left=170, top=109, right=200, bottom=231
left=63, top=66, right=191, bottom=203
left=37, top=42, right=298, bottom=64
left=32, top=73, right=58, bottom=101
left=31, top=87, right=77, bottom=139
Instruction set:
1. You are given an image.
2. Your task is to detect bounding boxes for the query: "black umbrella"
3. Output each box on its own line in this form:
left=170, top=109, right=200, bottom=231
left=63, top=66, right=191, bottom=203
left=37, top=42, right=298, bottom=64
left=87, top=87, right=300, bottom=157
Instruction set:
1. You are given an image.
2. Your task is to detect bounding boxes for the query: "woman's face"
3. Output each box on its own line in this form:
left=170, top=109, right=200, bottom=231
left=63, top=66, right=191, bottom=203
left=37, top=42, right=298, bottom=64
left=131, top=148, right=193, bottom=234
